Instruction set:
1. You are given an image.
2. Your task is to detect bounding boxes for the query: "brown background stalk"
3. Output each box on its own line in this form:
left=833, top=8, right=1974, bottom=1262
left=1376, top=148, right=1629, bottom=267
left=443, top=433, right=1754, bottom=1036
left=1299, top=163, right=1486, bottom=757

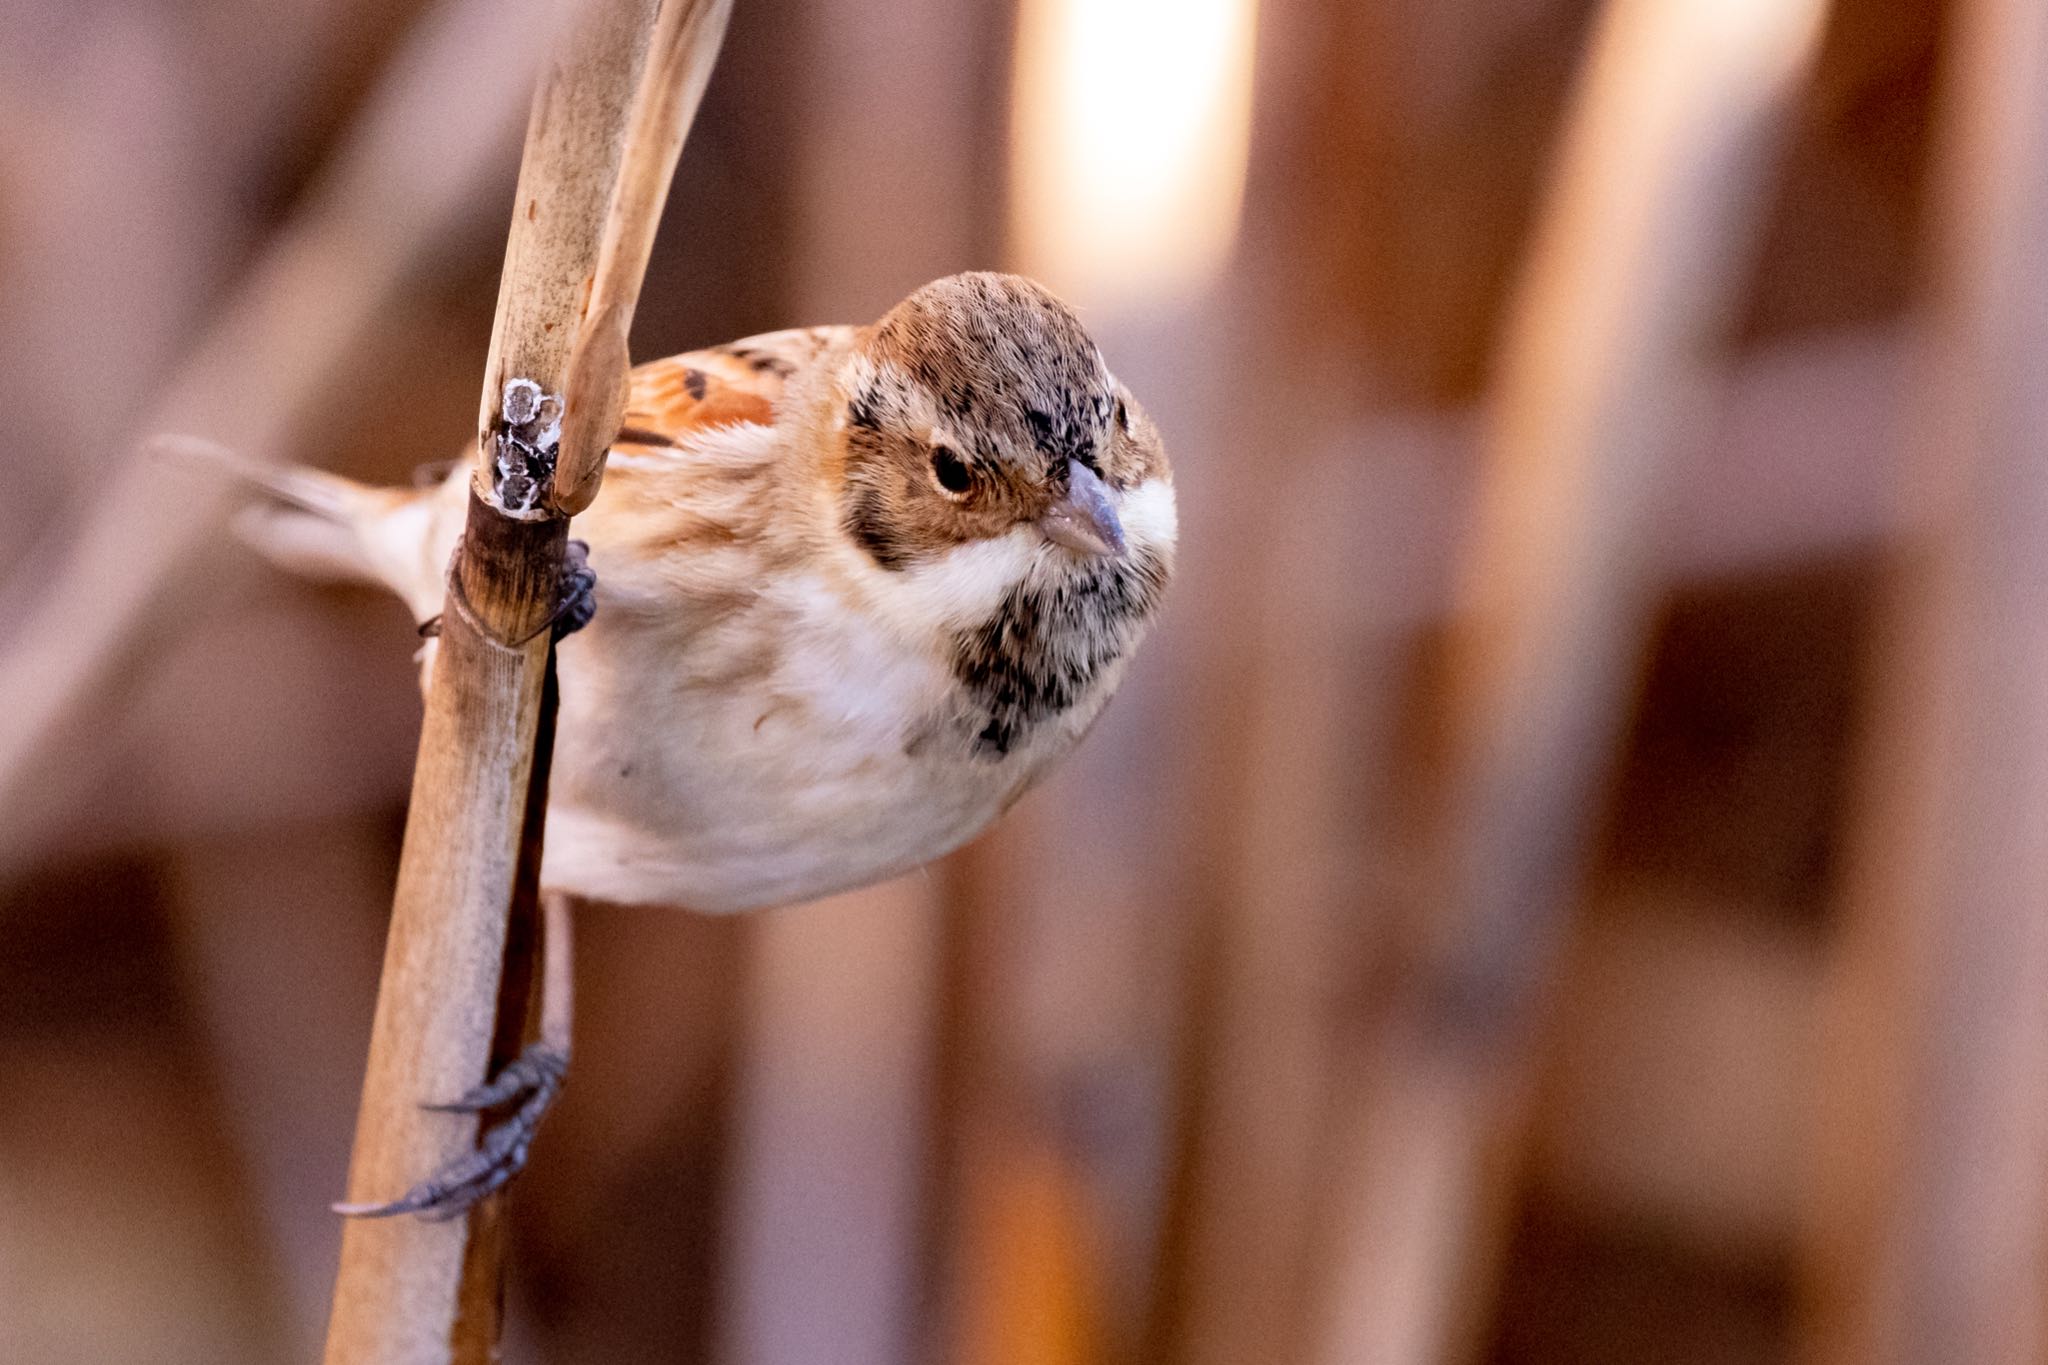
left=321, top=2, right=732, bottom=1360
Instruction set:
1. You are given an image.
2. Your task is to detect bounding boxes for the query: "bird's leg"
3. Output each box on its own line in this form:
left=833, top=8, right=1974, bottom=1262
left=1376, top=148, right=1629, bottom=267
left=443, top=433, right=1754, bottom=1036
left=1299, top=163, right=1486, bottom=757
left=335, top=892, right=576, bottom=1221
left=335, top=536, right=590, bottom=1221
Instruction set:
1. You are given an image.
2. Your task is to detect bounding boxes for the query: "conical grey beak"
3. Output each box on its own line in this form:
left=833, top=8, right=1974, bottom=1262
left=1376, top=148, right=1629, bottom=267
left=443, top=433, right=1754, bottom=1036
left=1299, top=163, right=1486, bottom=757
left=1038, top=459, right=1126, bottom=558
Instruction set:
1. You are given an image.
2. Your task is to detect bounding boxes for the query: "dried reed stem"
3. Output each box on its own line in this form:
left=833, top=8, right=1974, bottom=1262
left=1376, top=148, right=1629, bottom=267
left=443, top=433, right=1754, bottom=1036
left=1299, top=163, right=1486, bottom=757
left=321, top=2, right=731, bottom=1360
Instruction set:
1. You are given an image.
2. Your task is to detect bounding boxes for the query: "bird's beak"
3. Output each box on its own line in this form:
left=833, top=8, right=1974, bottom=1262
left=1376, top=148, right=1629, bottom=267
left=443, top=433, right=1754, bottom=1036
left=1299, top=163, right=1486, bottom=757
left=1038, top=459, right=1126, bottom=558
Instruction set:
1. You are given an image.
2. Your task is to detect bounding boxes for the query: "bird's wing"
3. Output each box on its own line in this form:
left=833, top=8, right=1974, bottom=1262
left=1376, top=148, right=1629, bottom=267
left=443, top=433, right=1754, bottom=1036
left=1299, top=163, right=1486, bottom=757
left=614, top=326, right=857, bottom=451
left=233, top=326, right=858, bottom=619
left=567, top=326, right=860, bottom=583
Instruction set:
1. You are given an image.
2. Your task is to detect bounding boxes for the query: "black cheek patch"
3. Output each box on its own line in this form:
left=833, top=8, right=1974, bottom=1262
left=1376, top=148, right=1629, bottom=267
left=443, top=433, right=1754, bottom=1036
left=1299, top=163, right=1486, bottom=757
left=845, top=487, right=909, bottom=570
left=841, top=392, right=912, bottom=569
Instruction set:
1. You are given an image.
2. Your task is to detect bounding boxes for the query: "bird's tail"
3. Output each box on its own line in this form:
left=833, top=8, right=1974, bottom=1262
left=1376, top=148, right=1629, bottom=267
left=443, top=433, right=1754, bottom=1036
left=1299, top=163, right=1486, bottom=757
left=157, top=434, right=454, bottom=617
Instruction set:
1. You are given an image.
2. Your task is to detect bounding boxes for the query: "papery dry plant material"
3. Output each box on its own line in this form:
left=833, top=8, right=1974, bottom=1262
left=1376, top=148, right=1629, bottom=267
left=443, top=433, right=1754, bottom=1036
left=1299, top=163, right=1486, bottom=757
left=319, top=2, right=732, bottom=1360
left=0, top=0, right=568, bottom=872
left=1302, top=0, right=1829, bottom=1361
left=1804, top=0, right=2048, bottom=1359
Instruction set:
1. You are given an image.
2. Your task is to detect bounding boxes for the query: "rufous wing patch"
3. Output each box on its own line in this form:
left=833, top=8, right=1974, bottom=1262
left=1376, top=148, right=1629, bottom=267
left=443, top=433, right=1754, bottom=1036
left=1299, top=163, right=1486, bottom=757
left=614, top=327, right=858, bottom=450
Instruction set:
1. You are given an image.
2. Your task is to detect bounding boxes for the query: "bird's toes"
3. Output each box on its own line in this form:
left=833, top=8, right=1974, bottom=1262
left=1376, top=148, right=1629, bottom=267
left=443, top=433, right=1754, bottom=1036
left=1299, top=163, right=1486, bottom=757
left=551, top=538, right=598, bottom=641
left=332, top=1042, right=567, bottom=1221
left=425, top=1044, right=566, bottom=1114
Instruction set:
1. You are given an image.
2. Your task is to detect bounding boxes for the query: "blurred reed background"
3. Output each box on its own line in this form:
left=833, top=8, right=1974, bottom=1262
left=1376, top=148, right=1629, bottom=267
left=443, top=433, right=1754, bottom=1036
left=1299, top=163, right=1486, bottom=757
left=0, top=0, right=2034, bottom=1361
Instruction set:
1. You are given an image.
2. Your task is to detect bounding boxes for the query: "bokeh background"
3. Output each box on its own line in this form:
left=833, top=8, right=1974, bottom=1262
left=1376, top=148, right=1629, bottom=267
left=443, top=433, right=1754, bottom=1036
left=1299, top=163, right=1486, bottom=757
left=0, top=0, right=2037, bottom=1361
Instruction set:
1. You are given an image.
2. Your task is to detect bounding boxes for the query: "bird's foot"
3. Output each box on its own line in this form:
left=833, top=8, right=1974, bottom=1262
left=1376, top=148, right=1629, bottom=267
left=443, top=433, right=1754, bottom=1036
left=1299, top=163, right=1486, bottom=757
left=550, top=538, right=597, bottom=640
left=417, top=538, right=594, bottom=644
left=333, top=1042, right=567, bottom=1222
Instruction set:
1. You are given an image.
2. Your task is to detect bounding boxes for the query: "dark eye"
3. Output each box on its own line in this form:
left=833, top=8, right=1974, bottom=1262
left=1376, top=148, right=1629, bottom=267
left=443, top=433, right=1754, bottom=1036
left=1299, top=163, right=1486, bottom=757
left=931, top=444, right=973, bottom=495
left=1114, top=397, right=1129, bottom=430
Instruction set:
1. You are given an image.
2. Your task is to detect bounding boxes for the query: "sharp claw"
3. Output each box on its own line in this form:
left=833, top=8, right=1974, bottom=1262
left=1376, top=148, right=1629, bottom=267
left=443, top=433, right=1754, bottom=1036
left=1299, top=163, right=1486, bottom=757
left=333, top=1043, right=568, bottom=1221
left=424, top=1049, right=563, bottom=1113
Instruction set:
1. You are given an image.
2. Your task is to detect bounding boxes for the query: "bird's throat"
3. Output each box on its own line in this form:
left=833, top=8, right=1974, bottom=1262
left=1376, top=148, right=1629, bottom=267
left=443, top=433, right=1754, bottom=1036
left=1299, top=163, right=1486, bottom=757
left=946, top=545, right=1169, bottom=757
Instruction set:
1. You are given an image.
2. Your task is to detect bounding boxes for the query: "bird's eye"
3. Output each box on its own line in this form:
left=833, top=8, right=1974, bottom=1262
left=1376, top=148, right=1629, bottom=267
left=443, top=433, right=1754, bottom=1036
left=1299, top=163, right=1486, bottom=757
left=1114, top=397, right=1129, bottom=431
left=931, top=444, right=973, bottom=495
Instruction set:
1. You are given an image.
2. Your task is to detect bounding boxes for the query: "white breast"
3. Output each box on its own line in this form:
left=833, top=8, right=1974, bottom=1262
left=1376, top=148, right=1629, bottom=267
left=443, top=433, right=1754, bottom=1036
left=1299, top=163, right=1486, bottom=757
left=535, top=561, right=1077, bottom=913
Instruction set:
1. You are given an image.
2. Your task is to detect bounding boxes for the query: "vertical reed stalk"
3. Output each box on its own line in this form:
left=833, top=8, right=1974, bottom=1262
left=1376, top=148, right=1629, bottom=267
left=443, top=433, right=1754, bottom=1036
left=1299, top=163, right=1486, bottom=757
left=322, top=2, right=731, bottom=1359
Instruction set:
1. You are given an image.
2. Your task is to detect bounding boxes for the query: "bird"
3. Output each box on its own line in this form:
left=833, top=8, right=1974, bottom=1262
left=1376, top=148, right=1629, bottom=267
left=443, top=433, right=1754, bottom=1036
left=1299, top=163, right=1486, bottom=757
left=219, top=270, right=1177, bottom=1215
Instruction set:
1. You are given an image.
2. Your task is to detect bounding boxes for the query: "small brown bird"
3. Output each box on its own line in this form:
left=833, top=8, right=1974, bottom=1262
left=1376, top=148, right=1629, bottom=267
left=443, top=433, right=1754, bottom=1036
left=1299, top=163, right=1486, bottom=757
left=229, top=271, right=1177, bottom=1213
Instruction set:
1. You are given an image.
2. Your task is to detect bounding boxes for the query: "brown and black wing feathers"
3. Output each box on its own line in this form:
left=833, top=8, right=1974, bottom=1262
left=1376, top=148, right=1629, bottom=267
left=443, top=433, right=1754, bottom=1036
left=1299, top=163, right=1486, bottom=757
left=614, top=327, right=854, bottom=449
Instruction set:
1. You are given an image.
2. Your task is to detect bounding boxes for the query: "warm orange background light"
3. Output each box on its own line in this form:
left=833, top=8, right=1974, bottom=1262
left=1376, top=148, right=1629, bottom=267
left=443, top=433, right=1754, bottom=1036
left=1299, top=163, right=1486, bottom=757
left=1010, top=0, right=1258, bottom=308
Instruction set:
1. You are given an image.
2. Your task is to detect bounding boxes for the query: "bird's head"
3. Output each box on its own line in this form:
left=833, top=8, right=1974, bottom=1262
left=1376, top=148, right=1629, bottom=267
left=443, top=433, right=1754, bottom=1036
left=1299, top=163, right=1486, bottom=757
left=824, top=272, right=1174, bottom=580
